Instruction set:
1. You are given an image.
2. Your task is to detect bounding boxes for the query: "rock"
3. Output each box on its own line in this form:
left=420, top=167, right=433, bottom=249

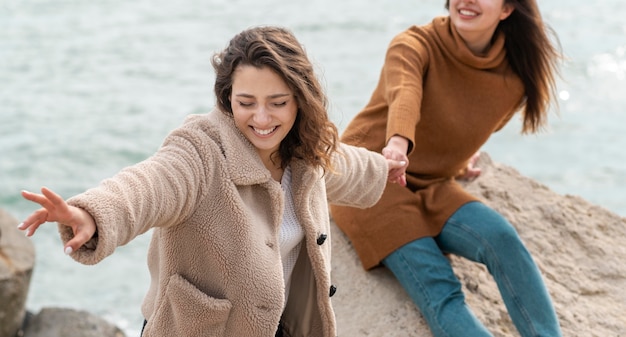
left=0, top=209, right=35, bottom=337
left=22, top=308, right=126, bottom=337
left=331, top=152, right=626, bottom=336
left=0, top=212, right=126, bottom=337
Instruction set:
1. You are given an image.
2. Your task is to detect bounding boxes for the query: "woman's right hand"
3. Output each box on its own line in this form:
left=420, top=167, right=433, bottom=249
left=382, top=135, right=410, bottom=186
left=18, top=187, right=96, bottom=255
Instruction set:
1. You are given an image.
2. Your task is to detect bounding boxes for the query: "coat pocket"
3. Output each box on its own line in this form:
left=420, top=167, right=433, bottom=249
left=144, top=274, right=232, bottom=336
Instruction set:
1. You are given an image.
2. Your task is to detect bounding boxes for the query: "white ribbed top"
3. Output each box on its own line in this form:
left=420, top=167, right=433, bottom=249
left=279, top=165, right=304, bottom=306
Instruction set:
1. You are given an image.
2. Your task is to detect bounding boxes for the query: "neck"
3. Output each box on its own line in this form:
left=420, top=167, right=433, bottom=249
left=455, top=27, right=497, bottom=55
left=269, top=165, right=284, bottom=182
left=261, top=154, right=283, bottom=182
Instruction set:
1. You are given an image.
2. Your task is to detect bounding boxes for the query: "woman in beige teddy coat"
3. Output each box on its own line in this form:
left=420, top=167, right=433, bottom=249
left=18, top=26, right=406, bottom=337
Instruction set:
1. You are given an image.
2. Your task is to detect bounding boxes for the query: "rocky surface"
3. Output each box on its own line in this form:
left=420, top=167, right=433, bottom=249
left=0, top=211, right=125, bottom=337
left=21, top=308, right=125, bottom=337
left=0, top=209, right=35, bottom=337
left=331, top=152, right=626, bottom=336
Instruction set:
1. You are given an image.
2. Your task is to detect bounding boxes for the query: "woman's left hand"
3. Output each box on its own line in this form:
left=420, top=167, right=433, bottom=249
left=386, top=157, right=408, bottom=186
left=19, top=187, right=97, bottom=255
left=457, top=151, right=482, bottom=180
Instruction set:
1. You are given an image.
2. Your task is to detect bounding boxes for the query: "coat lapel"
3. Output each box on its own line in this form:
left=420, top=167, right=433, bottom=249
left=210, top=110, right=272, bottom=185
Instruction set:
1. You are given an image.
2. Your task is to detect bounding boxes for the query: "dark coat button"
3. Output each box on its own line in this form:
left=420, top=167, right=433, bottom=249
left=316, top=233, right=327, bottom=245
left=329, top=285, right=337, bottom=297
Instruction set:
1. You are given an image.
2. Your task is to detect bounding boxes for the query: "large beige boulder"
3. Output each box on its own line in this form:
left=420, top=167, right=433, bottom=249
left=331, top=152, right=626, bottom=336
left=22, top=308, right=126, bottom=337
left=0, top=211, right=127, bottom=337
left=0, top=209, right=35, bottom=337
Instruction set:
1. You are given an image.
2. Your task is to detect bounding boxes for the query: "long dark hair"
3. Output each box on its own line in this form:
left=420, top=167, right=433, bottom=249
left=212, top=26, right=338, bottom=171
left=446, top=0, right=562, bottom=133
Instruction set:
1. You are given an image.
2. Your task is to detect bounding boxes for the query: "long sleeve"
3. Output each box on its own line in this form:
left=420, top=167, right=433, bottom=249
left=63, top=124, right=220, bottom=265
left=382, top=32, right=430, bottom=149
left=325, top=143, right=388, bottom=208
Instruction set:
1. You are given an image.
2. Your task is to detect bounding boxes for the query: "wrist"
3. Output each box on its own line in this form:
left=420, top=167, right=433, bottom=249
left=387, top=135, right=409, bottom=154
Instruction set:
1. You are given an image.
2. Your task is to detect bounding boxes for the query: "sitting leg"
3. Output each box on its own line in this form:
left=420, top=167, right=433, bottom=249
left=437, top=201, right=562, bottom=337
left=383, top=236, right=493, bottom=337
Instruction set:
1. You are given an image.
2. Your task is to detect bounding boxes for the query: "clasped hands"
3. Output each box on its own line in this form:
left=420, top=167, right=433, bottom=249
left=384, top=135, right=410, bottom=187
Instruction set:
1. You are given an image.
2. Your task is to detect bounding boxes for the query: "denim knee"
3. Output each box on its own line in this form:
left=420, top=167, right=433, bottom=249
left=442, top=201, right=527, bottom=263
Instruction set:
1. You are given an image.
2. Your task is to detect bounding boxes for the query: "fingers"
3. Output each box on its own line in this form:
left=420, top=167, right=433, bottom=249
left=469, top=151, right=481, bottom=164
left=41, top=187, right=68, bottom=210
left=64, top=230, right=91, bottom=255
left=21, top=189, right=53, bottom=209
left=384, top=154, right=408, bottom=186
left=19, top=187, right=68, bottom=236
left=388, top=172, right=406, bottom=186
left=382, top=142, right=408, bottom=187
left=396, top=175, right=407, bottom=187
left=65, top=208, right=98, bottom=254
left=387, top=159, right=407, bottom=170
left=18, top=208, right=50, bottom=236
left=464, top=167, right=482, bottom=179
left=382, top=147, right=408, bottom=168
left=382, top=147, right=403, bottom=161
left=387, top=166, right=407, bottom=186
left=462, top=152, right=482, bottom=180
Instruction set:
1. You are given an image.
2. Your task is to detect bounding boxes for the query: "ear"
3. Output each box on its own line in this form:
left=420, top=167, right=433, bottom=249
left=500, top=3, right=515, bottom=20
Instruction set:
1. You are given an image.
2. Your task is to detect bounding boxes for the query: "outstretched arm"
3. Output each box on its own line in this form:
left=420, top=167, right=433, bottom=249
left=19, top=187, right=96, bottom=255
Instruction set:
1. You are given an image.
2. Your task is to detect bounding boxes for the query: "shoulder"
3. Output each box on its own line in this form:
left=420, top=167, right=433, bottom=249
left=156, top=111, right=230, bottom=165
left=385, top=18, right=444, bottom=64
left=178, top=110, right=222, bottom=136
left=390, top=17, right=441, bottom=48
left=168, top=110, right=233, bottom=145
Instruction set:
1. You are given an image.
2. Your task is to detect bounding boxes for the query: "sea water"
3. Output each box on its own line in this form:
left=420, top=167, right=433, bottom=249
left=1, top=0, right=625, bottom=335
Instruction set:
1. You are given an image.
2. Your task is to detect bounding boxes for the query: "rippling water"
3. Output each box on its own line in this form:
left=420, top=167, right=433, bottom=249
left=1, top=0, right=625, bottom=335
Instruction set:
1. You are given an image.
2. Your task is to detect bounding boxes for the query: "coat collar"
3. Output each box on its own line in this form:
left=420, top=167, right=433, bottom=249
left=204, top=109, right=322, bottom=189
left=209, top=109, right=273, bottom=186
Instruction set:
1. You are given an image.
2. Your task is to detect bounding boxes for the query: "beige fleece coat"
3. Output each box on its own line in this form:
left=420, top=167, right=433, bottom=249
left=61, top=109, right=388, bottom=337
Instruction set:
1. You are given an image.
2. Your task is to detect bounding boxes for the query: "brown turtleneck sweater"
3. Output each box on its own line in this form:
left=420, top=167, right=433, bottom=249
left=330, top=16, right=525, bottom=270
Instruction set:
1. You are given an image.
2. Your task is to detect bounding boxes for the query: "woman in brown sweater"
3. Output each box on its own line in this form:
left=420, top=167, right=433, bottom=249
left=330, top=0, right=562, bottom=336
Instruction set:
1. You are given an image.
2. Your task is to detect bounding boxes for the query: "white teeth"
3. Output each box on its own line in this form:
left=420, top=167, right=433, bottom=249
left=253, top=126, right=276, bottom=135
left=459, top=9, right=477, bottom=16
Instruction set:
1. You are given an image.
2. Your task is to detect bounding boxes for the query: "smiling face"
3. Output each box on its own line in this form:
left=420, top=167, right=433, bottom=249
left=448, top=0, right=514, bottom=53
left=230, top=65, right=298, bottom=167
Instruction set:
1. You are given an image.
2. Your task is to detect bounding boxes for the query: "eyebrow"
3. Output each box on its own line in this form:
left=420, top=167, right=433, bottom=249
left=234, top=93, right=292, bottom=99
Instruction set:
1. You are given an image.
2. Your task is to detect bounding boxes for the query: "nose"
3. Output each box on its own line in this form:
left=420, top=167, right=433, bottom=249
left=252, top=106, right=272, bottom=126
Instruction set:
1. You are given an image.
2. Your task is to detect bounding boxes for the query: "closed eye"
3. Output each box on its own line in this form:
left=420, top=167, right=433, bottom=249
left=238, top=101, right=254, bottom=107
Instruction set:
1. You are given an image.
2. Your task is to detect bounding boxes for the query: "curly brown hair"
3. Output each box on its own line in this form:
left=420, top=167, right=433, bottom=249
left=212, top=26, right=338, bottom=172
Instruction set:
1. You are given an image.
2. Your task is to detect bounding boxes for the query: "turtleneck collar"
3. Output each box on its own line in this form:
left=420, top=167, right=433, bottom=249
left=432, top=16, right=507, bottom=70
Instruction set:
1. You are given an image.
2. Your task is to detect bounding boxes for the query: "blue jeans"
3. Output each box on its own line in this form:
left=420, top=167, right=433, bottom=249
left=382, top=201, right=561, bottom=337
